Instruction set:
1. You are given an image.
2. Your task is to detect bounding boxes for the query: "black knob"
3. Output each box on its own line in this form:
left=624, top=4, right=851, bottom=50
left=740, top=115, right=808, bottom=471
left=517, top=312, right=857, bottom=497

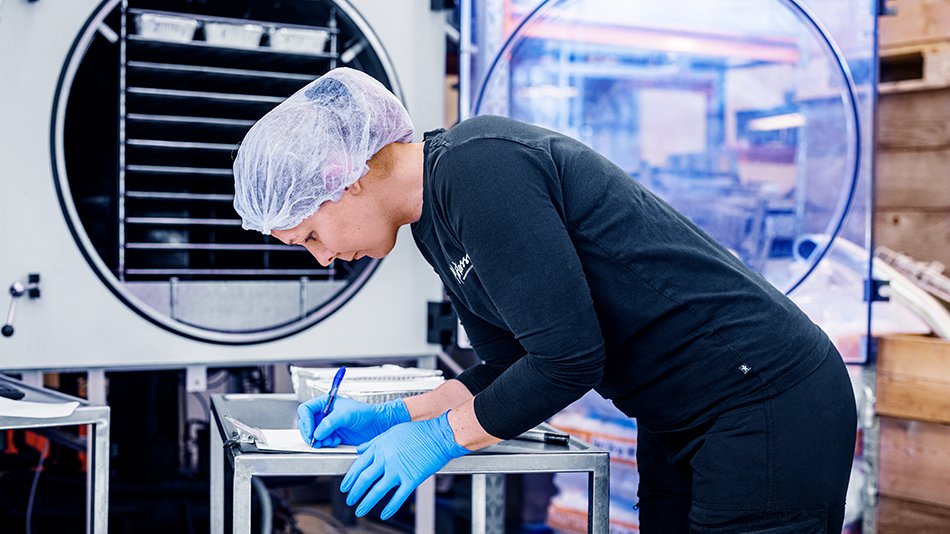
left=1, top=325, right=13, bottom=337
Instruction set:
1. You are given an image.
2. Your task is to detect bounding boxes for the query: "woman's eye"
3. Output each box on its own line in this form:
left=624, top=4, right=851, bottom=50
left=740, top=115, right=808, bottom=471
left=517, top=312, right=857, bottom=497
left=304, top=233, right=315, bottom=243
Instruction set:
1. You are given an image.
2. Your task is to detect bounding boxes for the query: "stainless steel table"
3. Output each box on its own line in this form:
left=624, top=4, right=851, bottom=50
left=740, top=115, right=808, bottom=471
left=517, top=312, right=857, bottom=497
left=210, top=394, right=610, bottom=534
left=0, top=374, right=110, bottom=534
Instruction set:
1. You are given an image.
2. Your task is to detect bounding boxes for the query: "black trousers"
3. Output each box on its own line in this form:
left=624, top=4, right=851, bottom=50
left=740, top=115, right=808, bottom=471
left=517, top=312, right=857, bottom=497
left=636, top=352, right=857, bottom=533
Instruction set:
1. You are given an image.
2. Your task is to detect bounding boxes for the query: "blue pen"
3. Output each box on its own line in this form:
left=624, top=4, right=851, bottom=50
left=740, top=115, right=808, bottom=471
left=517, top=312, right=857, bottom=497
left=310, top=366, right=346, bottom=448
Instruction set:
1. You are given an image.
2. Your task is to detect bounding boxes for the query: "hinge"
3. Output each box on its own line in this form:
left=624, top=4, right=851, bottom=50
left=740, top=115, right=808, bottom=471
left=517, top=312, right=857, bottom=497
left=865, top=278, right=889, bottom=303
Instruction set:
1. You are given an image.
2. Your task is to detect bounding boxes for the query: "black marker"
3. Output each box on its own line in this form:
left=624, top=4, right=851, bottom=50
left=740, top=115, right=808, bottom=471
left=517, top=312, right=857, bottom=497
left=513, top=429, right=570, bottom=446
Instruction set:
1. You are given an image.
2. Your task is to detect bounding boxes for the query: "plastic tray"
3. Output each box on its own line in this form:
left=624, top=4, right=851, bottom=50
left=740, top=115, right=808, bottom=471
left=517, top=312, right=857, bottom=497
left=291, top=364, right=442, bottom=382
left=268, top=27, right=330, bottom=54
left=298, top=376, right=445, bottom=404
left=204, top=21, right=264, bottom=49
left=135, top=13, right=198, bottom=43
left=291, top=365, right=444, bottom=403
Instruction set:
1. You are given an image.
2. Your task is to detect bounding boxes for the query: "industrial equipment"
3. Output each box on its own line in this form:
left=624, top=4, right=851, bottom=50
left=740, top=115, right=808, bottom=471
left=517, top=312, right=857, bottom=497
left=0, top=0, right=446, bottom=369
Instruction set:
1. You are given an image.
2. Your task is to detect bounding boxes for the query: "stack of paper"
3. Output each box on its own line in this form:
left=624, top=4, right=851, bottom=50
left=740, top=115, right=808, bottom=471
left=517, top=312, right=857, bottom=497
left=0, top=398, right=79, bottom=418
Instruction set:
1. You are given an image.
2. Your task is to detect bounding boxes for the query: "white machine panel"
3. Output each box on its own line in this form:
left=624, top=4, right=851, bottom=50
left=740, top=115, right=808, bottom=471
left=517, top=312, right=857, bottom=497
left=0, top=0, right=445, bottom=370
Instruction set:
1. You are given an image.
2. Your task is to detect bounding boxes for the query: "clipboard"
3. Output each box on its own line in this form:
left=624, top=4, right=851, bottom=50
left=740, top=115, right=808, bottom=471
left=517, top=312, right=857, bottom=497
left=223, top=415, right=357, bottom=454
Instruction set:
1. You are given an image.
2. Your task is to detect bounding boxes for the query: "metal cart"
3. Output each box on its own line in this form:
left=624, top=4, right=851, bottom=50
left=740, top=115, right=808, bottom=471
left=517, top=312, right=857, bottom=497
left=210, top=394, right=610, bottom=534
left=0, top=375, right=110, bottom=534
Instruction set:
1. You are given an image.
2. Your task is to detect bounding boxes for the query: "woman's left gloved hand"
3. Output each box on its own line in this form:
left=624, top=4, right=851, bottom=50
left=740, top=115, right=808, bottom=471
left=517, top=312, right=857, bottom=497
left=341, top=411, right=471, bottom=520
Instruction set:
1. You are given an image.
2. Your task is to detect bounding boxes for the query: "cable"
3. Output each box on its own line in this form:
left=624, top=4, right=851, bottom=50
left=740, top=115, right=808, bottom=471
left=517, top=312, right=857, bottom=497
left=252, top=477, right=273, bottom=534
left=25, top=440, right=50, bottom=534
left=206, top=370, right=230, bottom=390
left=257, top=365, right=274, bottom=393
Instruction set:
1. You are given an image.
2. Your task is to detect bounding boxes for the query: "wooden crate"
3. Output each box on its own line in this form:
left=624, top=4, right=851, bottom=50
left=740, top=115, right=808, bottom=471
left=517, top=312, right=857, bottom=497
left=878, top=496, right=950, bottom=534
left=879, top=417, right=950, bottom=509
left=876, top=335, right=950, bottom=424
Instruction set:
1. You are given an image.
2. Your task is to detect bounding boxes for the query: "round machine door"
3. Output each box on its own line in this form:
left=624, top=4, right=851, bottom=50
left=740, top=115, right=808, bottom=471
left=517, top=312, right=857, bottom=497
left=54, top=0, right=399, bottom=344
left=473, top=0, right=863, bottom=295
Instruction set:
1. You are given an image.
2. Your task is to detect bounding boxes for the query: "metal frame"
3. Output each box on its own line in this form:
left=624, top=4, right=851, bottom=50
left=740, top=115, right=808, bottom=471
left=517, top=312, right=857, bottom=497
left=860, top=360, right=879, bottom=534
left=0, top=375, right=110, bottom=534
left=210, top=394, right=610, bottom=534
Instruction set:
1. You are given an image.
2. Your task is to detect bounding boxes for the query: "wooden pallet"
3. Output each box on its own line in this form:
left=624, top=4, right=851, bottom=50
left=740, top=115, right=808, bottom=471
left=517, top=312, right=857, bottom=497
left=880, top=41, right=950, bottom=93
left=876, top=336, right=950, bottom=510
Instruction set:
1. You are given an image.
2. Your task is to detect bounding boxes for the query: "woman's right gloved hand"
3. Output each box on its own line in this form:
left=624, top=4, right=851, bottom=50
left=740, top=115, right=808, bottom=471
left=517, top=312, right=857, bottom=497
left=297, top=395, right=411, bottom=448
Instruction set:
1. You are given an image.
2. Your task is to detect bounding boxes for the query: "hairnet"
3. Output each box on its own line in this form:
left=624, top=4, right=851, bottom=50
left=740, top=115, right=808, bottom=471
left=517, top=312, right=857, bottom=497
left=232, top=67, right=414, bottom=234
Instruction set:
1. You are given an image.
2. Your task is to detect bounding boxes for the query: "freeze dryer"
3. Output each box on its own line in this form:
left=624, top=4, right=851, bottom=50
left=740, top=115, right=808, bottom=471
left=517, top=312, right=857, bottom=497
left=464, top=0, right=879, bottom=363
left=0, top=0, right=446, bottom=370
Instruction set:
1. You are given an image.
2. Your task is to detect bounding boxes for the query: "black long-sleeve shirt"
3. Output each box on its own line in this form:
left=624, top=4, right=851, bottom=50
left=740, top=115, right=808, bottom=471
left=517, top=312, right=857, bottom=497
left=411, top=116, right=832, bottom=440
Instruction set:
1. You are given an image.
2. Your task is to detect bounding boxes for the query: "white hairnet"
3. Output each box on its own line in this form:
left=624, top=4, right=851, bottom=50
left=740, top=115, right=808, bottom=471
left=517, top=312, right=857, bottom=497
left=232, top=67, right=413, bottom=234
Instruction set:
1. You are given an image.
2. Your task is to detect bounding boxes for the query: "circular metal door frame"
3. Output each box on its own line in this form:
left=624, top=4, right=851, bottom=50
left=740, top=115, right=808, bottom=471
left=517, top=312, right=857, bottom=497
left=472, top=0, right=863, bottom=296
left=50, top=0, right=402, bottom=344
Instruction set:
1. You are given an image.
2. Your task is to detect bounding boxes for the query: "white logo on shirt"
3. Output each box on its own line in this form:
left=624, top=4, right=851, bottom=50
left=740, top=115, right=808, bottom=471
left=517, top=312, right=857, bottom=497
left=450, top=254, right=473, bottom=284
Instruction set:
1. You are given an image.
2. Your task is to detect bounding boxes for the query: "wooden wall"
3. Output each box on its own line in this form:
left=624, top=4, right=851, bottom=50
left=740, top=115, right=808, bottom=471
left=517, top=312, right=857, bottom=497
left=875, top=5, right=950, bottom=532
left=876, top=89, right=950, bottom=267
left=875, top=1, right=950, bottom=268
left=879, top=0, right=950, bottom=48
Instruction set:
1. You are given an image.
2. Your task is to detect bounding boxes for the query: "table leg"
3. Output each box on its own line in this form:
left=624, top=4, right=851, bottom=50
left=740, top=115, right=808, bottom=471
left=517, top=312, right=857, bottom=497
left=20, top=371, right=42, bottom=389
left=233, top=461, right=253, bottom=534
left=88, top=416, right=110, bottom=534
left=211, top=419, right=224, bottom=533
left=472, top=473, right=506, bottom=534
left=589, top=462, right=610, bottom=534
left=87, top=370, right=107, bottom=406
left=414, top=477, right=436, bottom=534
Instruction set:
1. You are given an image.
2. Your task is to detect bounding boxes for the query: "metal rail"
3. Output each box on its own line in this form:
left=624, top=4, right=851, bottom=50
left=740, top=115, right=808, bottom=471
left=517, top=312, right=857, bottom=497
left=128, top=60, right=315, bottom=82
left=127, top=139, right=239, bottom=151
left=126, top=191, right=233, bottom=201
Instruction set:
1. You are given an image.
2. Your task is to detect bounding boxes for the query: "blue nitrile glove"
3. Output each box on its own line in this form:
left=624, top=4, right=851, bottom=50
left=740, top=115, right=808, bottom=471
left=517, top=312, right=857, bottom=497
left=297, top=395, right=410, bottom=448
left=341, top=411, right=471, bottom=520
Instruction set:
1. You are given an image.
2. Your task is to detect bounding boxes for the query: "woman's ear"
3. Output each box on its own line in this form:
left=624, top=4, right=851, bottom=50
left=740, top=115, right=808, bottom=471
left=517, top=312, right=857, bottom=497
left=346, top=179, right=363, bottom=194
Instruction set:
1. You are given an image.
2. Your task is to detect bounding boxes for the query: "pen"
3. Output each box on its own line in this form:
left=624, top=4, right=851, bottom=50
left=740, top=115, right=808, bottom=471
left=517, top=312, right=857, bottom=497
left=310, top=366, right=346, bottom=448
left=513, top=429, right=570, bottom=446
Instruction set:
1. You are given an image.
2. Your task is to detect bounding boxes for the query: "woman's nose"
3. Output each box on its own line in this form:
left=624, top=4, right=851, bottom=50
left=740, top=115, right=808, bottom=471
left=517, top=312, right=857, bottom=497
left=306, top=243, right=334, bottom=267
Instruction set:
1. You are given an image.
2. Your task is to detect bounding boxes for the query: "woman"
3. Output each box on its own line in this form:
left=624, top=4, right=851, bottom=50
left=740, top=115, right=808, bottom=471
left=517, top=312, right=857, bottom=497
left=233, top=68, right=856, bottom=532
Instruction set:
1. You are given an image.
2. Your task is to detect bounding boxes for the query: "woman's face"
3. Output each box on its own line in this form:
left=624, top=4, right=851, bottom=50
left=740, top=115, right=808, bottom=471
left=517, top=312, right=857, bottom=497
left=271, top=188, right=398, bottom=267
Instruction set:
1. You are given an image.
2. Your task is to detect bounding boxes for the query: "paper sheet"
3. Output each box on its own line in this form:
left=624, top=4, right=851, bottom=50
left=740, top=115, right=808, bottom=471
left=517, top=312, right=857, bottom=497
left=257, top=429, right=358, bottom=454
left=0, top=397, right=80, bottom=418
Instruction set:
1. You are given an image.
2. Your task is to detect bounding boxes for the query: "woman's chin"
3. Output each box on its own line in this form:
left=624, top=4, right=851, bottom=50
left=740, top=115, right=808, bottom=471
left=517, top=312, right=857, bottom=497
left=372, top=243, right=396, bottom=259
